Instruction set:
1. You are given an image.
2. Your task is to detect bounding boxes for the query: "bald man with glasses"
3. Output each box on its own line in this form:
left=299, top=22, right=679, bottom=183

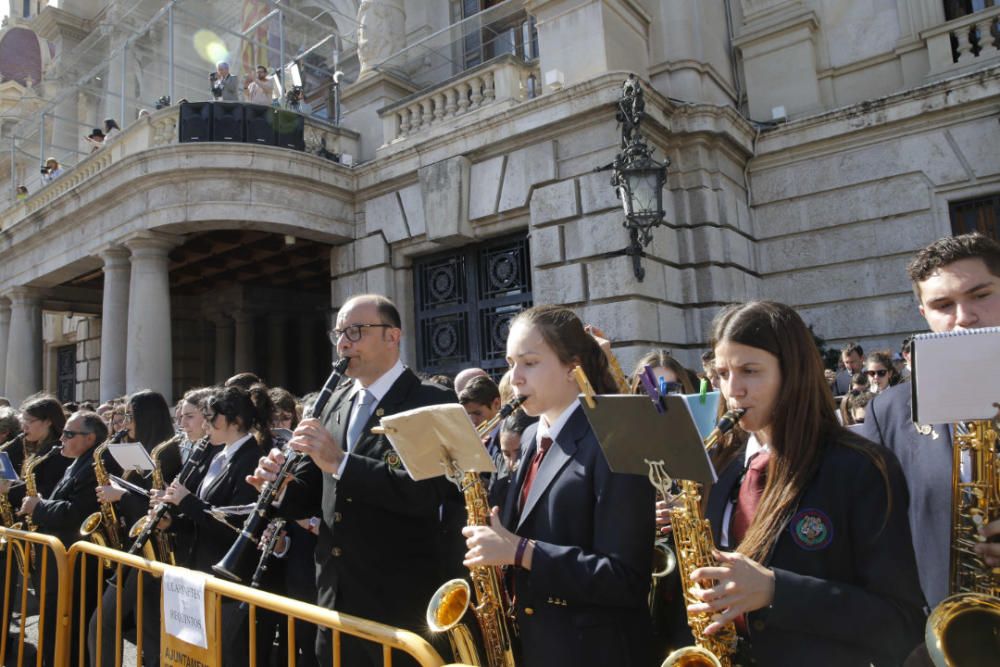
left=250, top=294, right=462, bottom=667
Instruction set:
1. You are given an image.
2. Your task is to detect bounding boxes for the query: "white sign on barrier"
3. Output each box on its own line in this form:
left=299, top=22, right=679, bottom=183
left=162, top=569, right=209, bottom=649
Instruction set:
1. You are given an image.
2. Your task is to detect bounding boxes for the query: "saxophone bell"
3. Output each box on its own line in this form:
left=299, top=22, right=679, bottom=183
left=426, top=579, right=481, bottom=667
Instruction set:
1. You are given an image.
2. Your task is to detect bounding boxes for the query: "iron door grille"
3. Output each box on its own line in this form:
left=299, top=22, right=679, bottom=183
left=415, top=234, right=532, bottom=379
left=56, top=344, right=77, bottom=404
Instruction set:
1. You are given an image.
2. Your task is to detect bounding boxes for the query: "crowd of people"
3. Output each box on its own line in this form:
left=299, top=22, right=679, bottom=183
left=0, top=232, right=997, bottom=666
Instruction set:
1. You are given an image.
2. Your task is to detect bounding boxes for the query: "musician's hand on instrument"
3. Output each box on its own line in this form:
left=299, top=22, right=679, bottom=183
left=462, top=506, right=524, bottom=568
left=161, top=480, right=189, bottom=506
left=96, top=484, right=125, bottom=504
left=287, top=418, right=343, bottom=475
left=655, top=499, right=673, bottom=534
left=18, top=495, right=39, bottom=516
left=0, top=480, right=12, bottom=494
left=975, top=518, right=1000, bottom=566
left=247, top=448, right=285, bottom=491
left=687, top=550, right=775, bottom=636
left=584, top=324, right=612, bottom=353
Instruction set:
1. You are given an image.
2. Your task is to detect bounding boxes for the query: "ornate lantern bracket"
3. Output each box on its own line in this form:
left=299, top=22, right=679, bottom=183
left=596, top=74, right=669, bottom=281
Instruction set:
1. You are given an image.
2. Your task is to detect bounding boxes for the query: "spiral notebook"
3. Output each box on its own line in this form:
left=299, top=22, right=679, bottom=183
left=911, top=327, right=1000, bottom=423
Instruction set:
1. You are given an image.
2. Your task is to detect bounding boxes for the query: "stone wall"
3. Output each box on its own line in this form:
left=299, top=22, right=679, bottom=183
left=750, top=66, right=1000, bottom=352
left=74, top=316, right=101, bottom=402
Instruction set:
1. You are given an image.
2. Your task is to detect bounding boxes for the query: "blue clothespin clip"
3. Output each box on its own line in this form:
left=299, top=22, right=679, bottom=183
left=658, top=376, right=669, bottom=398
left=640, top=365, right=665, bottom=414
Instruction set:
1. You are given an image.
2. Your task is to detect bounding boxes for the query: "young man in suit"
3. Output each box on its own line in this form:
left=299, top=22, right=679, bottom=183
left=250, top=294, right=459, bottom=667
left=21, top=410, right=106, bottom=667
left=858, top=232, right=1000, bottom=611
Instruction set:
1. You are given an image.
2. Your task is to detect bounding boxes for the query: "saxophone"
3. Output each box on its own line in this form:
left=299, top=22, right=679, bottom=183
left=22, top=444, right=61, bottom=533
left=127, top=435, right=181, bottom=563
left=661, top=409, right=744, bottom=667
left=0, top=435, right=29, bottom=576
left=80, top=430, right=127, bottom=551
left=426, top=397, right=524, bottom=667
left=925, top=412, right=1000, bottom=667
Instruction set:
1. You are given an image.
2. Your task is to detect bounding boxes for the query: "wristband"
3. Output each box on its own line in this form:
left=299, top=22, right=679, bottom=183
left=514, top=537, right=529, bottom=568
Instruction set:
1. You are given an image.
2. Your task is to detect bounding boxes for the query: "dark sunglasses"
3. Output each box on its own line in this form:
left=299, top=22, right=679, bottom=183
left=865, top=369, right=888, bottom=378
left=62, top=429, right=92, bottom=439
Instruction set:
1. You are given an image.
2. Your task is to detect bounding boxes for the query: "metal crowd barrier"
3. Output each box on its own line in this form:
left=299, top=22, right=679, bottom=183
left=66, top=541, right=456, bottom=667
left=0, top=527, right=70, bottom=667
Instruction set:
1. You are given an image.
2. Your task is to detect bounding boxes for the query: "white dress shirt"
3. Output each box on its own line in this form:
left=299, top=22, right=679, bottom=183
left=333, top=359, right=406, bottom=478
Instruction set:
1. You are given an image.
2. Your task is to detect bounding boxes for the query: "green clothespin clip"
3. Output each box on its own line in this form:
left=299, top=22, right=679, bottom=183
left=699, top=377, right=709, bottom=403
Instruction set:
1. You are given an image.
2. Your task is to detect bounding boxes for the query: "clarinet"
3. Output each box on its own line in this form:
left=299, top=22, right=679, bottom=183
left=127, top=436, right=211, bottom=557
left=237, top=517, right=289, bottom=611
left=213, top=356, right=350, bottom=581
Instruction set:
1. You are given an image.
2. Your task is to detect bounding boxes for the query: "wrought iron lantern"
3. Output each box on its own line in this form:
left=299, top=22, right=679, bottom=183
left=608, top=74, right=669, bottom=281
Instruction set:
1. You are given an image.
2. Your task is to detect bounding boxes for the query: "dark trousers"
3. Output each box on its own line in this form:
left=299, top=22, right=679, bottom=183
left=37, top=549, right=97, bottom=667
left=88, top=570, right=161, bottom=667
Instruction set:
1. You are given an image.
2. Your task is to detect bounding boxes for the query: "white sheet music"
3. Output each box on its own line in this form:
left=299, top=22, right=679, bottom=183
left=911, top=327, right=1000, bottom=423
left=108, top=442, right=155, bottom=473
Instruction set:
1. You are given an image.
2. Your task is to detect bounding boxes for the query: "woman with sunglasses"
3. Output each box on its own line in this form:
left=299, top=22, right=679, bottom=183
left=864, top=351, right=900, bottom=394
left=679, top=301, right=924, bottom=665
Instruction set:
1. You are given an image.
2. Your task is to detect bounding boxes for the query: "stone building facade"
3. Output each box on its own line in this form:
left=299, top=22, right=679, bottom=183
left=1, top=0, right=999, bottom=404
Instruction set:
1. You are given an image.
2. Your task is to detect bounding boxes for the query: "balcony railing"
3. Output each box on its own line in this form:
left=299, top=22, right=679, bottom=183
left=2, top=105, right=358, bottom=231
left=379, top=55, right=539, bottom=145
left=924, top=5, right=1000, bottom=77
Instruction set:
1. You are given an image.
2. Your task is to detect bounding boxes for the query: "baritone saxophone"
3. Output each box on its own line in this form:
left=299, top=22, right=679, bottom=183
left=926, top=409, right=1000, bottom=667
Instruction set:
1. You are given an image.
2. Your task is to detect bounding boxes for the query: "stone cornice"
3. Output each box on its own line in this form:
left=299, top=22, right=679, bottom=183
left=753, top=63, right=1000, bottom=164
left=733, top=4, right=819, bottom=51
left=31, top=6, right=92, bottom=43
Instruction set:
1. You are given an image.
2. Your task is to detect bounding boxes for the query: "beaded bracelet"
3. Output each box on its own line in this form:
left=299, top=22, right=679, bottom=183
left=514, top=536, right=529, bottom=568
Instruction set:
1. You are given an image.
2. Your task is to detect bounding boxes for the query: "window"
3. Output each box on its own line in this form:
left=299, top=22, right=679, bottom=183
left=944, top=0, right=998, bottom=22
left=949, top=194, right=1000, bottom=240
left=415, top=234, right=532, bottom=379
left=460, top=0, right=538, bottom=71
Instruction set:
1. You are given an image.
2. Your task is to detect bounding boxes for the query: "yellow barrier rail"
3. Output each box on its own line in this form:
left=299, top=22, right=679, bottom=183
left=67, top=541, right=453, bottom=667
left=0, top=527, right=70, bottom=667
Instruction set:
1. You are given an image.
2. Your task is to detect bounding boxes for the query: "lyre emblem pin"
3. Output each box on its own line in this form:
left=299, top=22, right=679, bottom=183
left=915, top=423, right=939, bottom=439
left=376, top=408, right=385, bottom=418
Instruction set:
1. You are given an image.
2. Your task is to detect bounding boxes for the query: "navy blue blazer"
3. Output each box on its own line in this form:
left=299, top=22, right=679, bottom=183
left=33, top=447, right=100, bottom=548
left=705, top=430, right=925, bottom=666
left=857, top=383, right=953, bottom=608
left=176, top=436, right=262, bottom=574
left=500, top=405, right=654, bottom=667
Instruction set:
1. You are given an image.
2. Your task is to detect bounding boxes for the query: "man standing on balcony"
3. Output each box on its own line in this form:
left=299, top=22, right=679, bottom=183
left=211, top=62, right=240, bottom=101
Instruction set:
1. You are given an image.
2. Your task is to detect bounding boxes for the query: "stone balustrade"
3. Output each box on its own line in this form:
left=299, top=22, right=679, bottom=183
left=924, top=6, right=1000, bottom=78
left=2, top=106, right=359, bottom=231
left=380, top=55, right=540, bottom=145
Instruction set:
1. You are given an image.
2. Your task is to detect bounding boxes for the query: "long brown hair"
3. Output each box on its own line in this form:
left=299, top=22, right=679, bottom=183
left=711, top=301, right=842, bottom=563
left=510, top=305, right=617, bottom=395
left=628, top=349, right=696, bottom=394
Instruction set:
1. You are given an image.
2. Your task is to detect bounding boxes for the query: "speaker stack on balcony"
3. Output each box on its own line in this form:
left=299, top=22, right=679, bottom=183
left=213, top=103, right=245, bottom=142
left=178, top=102, right=212, bottom=142
left=245, top=104, right=276, bottom=145
left=274, top=110, right=305, bottom=151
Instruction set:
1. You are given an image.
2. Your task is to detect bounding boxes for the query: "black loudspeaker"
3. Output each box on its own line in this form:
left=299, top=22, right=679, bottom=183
left=274, top=110, right=304, bottom=151
left=245, top=105, right=276, bottom=145
left=213, top=102, right=245, bottom=142
left=178, top=102, right=212, bottom=142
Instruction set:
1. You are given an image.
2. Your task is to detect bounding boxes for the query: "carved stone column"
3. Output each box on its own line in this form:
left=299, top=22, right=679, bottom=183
left=124, top=234, right=177, bottom=398
left=99, top=246, right=130, bottom=401
left=357, top=0, right=407, bottom=79
left=4, top=287, right=43, bottom=405
left=233, top=310, right=256, bottom=376
left=214, top=315, right=235, bottom=383
left=0, top=298, right=10, bottom=397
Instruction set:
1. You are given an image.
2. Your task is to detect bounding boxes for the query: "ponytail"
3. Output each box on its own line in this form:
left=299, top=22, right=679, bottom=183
left=247, top=383, right=275, bottom=451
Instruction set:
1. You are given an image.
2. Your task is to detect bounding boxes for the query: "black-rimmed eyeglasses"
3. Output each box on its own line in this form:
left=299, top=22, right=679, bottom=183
left=328, top=323, right=393, bottom=343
